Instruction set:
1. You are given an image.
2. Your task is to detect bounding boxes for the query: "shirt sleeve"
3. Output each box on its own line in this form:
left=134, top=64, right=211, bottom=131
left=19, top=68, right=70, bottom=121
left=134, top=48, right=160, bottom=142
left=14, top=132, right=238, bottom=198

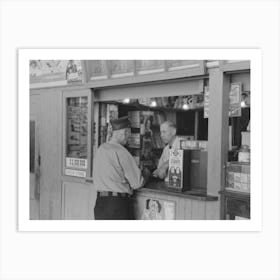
left=158, top=145, right=168, bottom=169
left=117, top=148, right=145, bottom=190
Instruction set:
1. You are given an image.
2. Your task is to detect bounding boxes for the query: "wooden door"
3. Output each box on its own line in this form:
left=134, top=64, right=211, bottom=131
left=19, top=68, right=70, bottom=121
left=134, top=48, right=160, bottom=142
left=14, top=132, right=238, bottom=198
left=30, top=94, right=40, bottom=219
left=61, top=89, right=96, bottom=219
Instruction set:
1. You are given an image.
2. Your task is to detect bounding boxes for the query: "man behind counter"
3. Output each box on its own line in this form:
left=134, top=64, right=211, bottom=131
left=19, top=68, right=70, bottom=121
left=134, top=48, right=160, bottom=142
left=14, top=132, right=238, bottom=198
left=93, top=116, right=150, bottom=220
left=152, top=121, right=180, bottom=180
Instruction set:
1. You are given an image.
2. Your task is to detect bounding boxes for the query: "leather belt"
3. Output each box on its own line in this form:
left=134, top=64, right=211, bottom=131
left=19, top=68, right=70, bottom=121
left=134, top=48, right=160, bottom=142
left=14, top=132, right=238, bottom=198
left=97, top=191, right=131, bottom=198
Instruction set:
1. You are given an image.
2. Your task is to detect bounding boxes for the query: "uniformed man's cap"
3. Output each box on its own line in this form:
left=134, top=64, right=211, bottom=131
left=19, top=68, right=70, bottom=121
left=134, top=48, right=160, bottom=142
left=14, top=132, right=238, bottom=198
left=110, top=116, right=130, bottom=131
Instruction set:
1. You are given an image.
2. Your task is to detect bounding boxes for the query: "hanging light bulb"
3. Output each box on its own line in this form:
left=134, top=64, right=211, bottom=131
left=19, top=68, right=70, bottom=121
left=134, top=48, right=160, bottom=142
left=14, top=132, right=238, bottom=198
left=150, top=98, right=157, bottom=107
left=123, top=98, right=130, bottom=104
left=241, top=100, right=246, bottom=108
left=182, top=103, right=189, bottom=110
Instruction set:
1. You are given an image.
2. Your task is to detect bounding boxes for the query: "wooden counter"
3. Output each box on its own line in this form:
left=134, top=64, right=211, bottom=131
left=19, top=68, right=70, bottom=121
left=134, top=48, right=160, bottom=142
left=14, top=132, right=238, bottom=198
left=138, top=181, right=218, bottom=201
left=132, top=181, right=219, bottom=220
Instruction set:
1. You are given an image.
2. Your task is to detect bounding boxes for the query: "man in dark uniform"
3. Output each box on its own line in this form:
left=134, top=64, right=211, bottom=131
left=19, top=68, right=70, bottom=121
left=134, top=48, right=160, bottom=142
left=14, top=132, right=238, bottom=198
left=93, top=116, right=149, bottom=220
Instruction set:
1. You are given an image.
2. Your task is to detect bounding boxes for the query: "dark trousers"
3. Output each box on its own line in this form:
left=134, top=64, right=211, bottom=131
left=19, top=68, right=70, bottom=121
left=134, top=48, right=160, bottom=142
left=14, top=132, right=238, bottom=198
left=94, top=196, right=134, bottom=220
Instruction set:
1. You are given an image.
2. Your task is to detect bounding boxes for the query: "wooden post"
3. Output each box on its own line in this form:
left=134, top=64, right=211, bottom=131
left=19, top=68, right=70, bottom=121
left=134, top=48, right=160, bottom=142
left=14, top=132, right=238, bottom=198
left=207, top=67, right=230, bottom=204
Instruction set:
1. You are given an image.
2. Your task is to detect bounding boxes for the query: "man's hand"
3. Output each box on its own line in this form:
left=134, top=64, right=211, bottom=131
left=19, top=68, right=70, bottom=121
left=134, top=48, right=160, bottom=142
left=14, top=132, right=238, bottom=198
left=152, top=166, right=167, bottom=179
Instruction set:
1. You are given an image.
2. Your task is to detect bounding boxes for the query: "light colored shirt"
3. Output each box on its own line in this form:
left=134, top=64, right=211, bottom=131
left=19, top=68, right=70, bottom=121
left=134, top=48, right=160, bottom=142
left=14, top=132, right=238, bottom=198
left=157, top=136, right=181, bottom=169
left=92, top=141, right=144, bottom=194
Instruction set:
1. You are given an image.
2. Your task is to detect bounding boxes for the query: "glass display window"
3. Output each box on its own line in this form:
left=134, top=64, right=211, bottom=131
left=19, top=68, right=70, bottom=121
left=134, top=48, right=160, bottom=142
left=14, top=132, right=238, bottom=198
left=66, top=96, right=88, bottom=170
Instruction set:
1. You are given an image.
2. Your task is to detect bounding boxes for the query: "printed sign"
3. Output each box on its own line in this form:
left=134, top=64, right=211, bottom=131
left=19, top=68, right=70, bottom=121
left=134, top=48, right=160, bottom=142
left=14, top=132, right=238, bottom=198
left=204, top=86, right=210, bottom=118
left=204, top=83, right=242, bottom=118
left=66, top=97, right=88, bottom=159
left=65, top=169, right=86, bottom=178
left=30, top=60, right=83, bottom=85
left=66, top=157, right=87, bottom=169
left=168, top=149, right=184, bottom=189
left=229, top=83, right=242, bottom=117
left=141, top=198, right=176, bottom=220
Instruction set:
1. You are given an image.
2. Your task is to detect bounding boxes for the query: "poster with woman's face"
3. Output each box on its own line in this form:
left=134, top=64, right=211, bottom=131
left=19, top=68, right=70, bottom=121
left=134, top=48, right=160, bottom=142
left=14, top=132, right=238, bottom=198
left=140, top=198, right=175, bottom=220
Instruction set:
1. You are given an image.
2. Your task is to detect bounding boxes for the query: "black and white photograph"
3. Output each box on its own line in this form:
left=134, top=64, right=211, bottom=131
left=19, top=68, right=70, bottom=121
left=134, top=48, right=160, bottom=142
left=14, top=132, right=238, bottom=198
left=1, top=1, right=280, bottom=280
left=25, top=57, right=255, bottom=223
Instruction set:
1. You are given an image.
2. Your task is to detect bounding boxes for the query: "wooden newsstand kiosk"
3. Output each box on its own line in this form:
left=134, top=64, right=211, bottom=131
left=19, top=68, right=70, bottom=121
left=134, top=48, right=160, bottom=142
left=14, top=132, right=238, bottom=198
left=29, top=60, right=250, bottom=220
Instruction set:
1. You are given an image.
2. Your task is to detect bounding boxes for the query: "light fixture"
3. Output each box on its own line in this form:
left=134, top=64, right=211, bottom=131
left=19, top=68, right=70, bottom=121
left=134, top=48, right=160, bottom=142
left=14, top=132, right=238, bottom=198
left=123, top=98, right=130, bottom=104
left=182, top=103, right=189, bottom=110
left=150, top=99, right=157, bottom=107
left=241, top=100, right=246, bottom=108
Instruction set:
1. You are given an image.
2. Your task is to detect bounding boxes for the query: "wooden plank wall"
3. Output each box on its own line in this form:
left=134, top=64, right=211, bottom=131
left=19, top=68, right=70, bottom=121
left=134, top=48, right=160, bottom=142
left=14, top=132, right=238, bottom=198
left=134, top=192, right=219, bottom=220
left=62, top=182, right=96, bottom=220
left=39, top=89, right=63, bottom=219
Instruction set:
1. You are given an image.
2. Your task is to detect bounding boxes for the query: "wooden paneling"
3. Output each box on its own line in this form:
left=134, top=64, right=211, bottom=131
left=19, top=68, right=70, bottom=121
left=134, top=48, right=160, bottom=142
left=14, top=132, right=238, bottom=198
left=205, top=201, right=220, bottom=220
left=184, top=198, right=192, bottom=219
left=39, top=89, right=63, bottom=219
left=62, top=182, right=96, bottom=220
left=30, top=93, right=40, bottom=219
left=176, top=197, right=186, bottom=220
left=134, top=190, right=219, bottom=220
left=191, top=200, right=206, bottom=220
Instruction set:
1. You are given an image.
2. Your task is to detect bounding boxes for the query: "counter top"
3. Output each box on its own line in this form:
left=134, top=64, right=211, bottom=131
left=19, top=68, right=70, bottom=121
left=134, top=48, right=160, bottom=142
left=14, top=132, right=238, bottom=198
left=136, top=181, right=218, bottom=201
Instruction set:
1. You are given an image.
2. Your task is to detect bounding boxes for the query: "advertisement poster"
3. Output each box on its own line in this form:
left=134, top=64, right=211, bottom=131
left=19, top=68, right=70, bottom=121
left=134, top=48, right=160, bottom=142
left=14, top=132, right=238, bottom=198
left=141, top=198, right=176, bottom=220
left=168, top=149, right=183, bottom=189
left=29, top=60, right=83, bottom=85
left=204, top=83, right=242, bottom=118
left=229, top=83, right=242, bottom=117
left=66, top=97, right=88, bottom=159
left=204, top=86, right=210, bottom=118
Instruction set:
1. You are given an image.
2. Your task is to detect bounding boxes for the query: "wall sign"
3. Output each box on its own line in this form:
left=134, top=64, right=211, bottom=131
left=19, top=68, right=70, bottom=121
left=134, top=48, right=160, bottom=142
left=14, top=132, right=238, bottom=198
left=65, top=169, right=86, bottom=178
left=30, top=60, right=83, bottom=86
left=66, top=157, right=87, bottom=169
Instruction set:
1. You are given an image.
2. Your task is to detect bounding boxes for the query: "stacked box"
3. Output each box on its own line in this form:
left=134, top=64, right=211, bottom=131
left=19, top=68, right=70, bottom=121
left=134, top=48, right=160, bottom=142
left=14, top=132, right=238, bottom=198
left=226, top=162, right=250, bottom=193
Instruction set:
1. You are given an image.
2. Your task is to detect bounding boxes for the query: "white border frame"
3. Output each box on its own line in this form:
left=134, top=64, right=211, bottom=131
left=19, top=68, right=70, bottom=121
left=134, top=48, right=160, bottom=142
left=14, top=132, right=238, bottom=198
left=19, top=49, right=262, bottom=231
